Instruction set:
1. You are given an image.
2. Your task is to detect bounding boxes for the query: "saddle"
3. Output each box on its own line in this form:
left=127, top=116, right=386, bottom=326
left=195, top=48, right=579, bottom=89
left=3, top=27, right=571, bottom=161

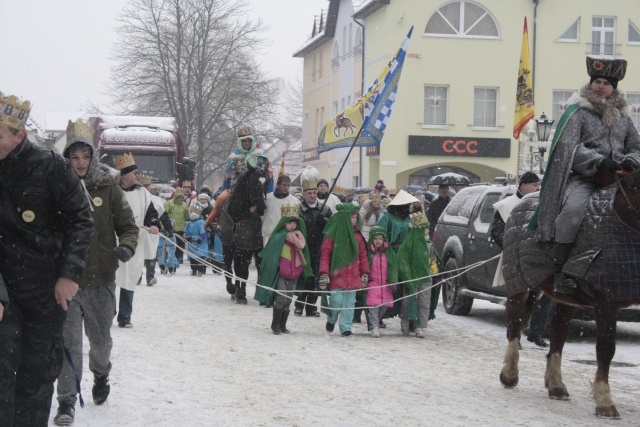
left=218, top=197, right=262, bottom=251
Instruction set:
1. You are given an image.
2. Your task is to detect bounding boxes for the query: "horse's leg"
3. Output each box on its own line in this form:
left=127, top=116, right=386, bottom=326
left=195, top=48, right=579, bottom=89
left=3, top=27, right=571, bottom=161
left=234, top=249, right=252, bottom=304
left=545, top=302, right=577, bottom=400
left=500, top=291, right=528, bottom=388
left=592, top=293, right=620, bottom=419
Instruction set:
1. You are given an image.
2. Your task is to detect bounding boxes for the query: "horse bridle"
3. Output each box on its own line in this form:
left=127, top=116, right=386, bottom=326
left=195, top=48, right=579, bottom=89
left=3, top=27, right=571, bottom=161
left=615, top=173, right=640, bottom=220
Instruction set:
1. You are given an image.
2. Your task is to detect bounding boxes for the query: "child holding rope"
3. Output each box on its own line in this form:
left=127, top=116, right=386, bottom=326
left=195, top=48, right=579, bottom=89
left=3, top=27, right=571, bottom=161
left=397, top=212, right=440, bottom=338
left=255, top=204, right=311, bottom=334
left=158, top=220, right=179, bottom=276
left=184, top=205, right=209, bottom=277
left=319, top=204, right=371, bottom=337
left=365, top=226, right=398, bottom=338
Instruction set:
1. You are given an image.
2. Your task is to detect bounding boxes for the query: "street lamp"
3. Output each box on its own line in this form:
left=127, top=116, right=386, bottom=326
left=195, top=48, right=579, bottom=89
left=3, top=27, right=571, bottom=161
left=535, top=112, right=554, bottom=174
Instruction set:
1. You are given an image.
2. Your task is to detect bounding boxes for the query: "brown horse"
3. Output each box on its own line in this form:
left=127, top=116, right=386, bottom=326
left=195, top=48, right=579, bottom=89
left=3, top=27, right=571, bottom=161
left=499, top=169, right=640, bottom=419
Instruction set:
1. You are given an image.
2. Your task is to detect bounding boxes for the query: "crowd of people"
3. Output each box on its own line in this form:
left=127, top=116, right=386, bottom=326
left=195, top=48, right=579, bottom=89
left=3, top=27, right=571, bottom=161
left=1, top=55, right=635, bottom=426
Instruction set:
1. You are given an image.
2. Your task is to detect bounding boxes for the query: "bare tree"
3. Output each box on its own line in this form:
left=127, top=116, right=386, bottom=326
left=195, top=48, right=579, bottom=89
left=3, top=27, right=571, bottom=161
left=107, top=0, right=281, bottom=185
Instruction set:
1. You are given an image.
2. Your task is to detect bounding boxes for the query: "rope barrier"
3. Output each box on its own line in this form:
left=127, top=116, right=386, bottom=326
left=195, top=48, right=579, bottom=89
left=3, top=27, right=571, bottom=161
left=146, top=226, right=501, bottom=311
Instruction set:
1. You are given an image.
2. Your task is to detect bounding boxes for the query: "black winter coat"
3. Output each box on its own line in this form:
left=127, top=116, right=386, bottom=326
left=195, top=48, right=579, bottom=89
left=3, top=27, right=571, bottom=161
left=0, top=139, right=93, bottom=291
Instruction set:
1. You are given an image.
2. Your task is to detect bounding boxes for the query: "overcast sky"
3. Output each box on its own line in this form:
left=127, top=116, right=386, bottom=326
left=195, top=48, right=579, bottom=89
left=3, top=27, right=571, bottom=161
left=2, top=0, right=327, bottom=131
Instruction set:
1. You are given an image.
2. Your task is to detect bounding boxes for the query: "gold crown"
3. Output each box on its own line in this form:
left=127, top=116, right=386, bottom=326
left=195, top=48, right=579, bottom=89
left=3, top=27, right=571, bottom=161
left=66, top=119, right=93, bottom=145
left=114, top=152, right=136, bottom=170
left=0, top=91, right=31, bottom=130
left=174, top=188, right=186, bottom=197
left=280, top=203, right=300, bottom=218
left=189, top=205, right=203, bottom=215
left=181, top=180, right=192, bottom=188
left=302, top=178, right=318, bottom=191
left=237, top=127, right=253, bottom=137
left=369, top=193, right=382, bottom=201
left=410, top=211, right=429, bottom=228
left=139, top=175, right=153, bottom=186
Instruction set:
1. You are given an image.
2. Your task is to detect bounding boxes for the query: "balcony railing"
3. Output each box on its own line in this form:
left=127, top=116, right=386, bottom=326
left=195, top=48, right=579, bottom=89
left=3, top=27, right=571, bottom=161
left=586, top=43, right=622, bottom=56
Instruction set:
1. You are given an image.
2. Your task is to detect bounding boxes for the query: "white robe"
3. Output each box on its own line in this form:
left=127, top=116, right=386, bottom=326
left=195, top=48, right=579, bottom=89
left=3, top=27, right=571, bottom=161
left=261, top=192, right=300, bottom=245
left=116, top=187, right=152, bottom=291
left=319, top=193, right=341, bottom=214
left=492, top=194, right=520, bottom=288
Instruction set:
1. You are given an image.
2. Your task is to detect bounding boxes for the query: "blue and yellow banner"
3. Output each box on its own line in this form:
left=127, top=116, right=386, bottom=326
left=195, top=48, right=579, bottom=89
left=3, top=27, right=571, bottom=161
left=317, top=27, right=413, bottom=153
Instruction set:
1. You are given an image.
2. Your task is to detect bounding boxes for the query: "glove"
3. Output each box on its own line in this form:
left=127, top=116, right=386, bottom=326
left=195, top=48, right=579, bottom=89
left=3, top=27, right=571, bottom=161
left=599, top=159, right=621, bottom=173
left=196, top=238, right=203, bottom=243
left=113, top=246, right=133, bottom=263
left=186, top=236, right=194, bottom=243
left=621, top=159, right=636, bottom=172
left=361, top=274, right=369, bottom=286
left=319, top=274, right=330, bottom=290
left=165, top=230, right=174, bottom=238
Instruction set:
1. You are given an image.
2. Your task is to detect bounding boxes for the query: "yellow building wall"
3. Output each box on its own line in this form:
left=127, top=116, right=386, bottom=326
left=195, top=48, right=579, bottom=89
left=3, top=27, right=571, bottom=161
left=358, top=0, right=640, bottom=188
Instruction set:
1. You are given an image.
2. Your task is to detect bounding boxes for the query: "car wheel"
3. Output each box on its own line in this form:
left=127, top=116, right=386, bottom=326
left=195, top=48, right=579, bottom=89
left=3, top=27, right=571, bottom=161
left=441, top=258, right=474, bottom=316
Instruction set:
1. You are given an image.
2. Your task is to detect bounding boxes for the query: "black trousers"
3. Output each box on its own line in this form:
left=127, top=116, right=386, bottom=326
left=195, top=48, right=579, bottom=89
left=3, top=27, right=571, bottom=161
left=295, top=276, right=319, bottom=314
left=0, top=287, right=66, bottom=426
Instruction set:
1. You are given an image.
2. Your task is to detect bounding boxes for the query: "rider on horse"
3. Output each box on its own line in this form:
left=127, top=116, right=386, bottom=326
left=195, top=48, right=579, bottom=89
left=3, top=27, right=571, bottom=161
left=533, top=56, right=640, bottom=294
left=222, top=126, right=273, bottom=195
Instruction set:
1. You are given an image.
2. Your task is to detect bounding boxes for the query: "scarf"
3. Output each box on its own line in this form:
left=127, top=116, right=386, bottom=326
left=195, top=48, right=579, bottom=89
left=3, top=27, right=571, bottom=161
left=285, top=230, right=307, bottom=267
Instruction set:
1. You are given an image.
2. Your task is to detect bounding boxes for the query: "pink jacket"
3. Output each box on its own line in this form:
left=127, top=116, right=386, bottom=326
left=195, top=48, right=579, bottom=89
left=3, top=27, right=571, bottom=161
left=365, top=244, right=394, bottom=307
left=319, top=232, right=371, bottom=290
left=279, top=241, right=304, bottom=280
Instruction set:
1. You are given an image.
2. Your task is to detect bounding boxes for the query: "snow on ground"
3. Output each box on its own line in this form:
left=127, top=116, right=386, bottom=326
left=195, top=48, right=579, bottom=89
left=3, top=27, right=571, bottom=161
left=50, top=265, right=640, bottom=426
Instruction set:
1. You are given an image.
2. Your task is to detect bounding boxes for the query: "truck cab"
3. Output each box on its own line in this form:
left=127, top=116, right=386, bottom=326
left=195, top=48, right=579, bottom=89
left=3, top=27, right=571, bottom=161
left=94, top=116, right=186, bottom=184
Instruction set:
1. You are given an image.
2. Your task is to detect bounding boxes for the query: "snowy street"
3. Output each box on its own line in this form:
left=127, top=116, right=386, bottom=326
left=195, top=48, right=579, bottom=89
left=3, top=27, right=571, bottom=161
left=50, top=265, right=640, bottom=426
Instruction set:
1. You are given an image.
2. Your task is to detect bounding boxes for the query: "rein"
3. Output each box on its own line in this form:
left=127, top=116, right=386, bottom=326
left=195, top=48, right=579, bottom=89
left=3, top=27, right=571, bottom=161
left=615, top=173, right=640, bottom=220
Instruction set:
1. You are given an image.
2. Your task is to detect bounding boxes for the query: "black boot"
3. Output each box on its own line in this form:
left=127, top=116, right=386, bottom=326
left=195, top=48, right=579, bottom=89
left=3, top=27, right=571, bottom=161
left=280, top=310, right=290, bottom=334
left=271, top=308, right=283, bottom=334
left=236, top=281, right=247, bottom=304
left=226, top=277, right=236, bottom=298
left=54, top=403, right=75, bottom=426
left=93, top=373, right=111, bottom=405
left=552, top=242, right=577, bottom=294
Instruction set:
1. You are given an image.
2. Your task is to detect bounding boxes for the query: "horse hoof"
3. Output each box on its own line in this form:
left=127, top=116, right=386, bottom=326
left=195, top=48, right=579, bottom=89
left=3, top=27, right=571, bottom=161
left=499, top=372, right=518, bottom=388
left=548, top=387, right=570, bottom=400
left=595, top=405, right=620, bottom=419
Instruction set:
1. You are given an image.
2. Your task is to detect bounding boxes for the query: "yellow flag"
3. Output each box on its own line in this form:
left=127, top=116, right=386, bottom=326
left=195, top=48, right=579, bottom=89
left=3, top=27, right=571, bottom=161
left=513, top=17, right=534, bottom=140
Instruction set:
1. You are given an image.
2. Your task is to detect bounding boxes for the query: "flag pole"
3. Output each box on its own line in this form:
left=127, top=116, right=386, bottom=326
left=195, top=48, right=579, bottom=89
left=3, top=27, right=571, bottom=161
left=320, top=126, right=365, bottom=212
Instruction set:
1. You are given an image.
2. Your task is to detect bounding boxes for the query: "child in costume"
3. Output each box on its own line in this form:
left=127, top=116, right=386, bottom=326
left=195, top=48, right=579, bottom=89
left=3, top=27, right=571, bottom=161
left=397, top=211, right=440, bottom=338
left=365, top=226, right=398, bottom=338
left=184, top=205, right=209, bottom=277
left=319, top=204, right=371, bottom=337
left=158, top=221, right=179, bottom=276
left=255, top=204, right=311, bottom=335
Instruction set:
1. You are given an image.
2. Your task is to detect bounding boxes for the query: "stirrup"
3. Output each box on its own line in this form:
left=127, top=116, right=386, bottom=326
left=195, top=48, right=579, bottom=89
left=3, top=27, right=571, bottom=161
left=554, top=273, right=577, bottom=294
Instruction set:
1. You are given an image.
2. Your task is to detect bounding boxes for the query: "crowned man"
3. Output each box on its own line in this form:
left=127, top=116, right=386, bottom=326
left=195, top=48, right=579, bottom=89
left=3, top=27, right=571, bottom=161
left=54, top=120, right=139, bottom=425
left=533, top=56, right=640, bottom=294
left=293, top=166, right=332, bottom=317
left=223, top=127, right=273, bottom=194
left=0, top=91, right=93, bottom=426
left=261, top=174, right=301, bottom=246
left=114, top=153, right=161, bottom=328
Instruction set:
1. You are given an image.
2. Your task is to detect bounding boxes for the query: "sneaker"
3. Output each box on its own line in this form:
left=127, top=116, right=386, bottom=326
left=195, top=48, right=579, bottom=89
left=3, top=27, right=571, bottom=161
left=341, top=331, right=353, bottom=337
left=415, top=328, right=425, bottom=339
left=54, top=404, right=75, bottom=426
left=379, top=320, right=387, bottom=329
left=371, top=328, right=380, bottom=338
left=118, top=322, right=133, bottom=328
left=197, top=271, right=203, bottom=277
left=147, top=278, right=158, bottom=286
left=306, top=311, right=321, bottom=317
left=190, top=270, right=197, bottom=276
left=93, top=374, right=111, bottom=405
left=294, top=308, right=303, bottom=317
left=325, top=321, right=335, bottom=333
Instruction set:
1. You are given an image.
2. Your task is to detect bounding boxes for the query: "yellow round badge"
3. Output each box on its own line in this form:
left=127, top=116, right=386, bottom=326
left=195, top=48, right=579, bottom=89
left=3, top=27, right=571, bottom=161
left=93, top=197, right=103, bottom=207
left=22, top=210, right=36, bottom=223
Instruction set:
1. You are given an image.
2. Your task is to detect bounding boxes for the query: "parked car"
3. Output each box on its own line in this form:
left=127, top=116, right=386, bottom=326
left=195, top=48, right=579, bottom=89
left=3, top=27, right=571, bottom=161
left=432, top=184, right=640, bottom=322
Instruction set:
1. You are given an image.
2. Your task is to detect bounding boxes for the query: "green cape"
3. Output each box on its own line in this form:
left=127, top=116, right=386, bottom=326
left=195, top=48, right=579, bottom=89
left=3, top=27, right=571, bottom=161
left=322, top=203, right=360, bottom=275
left=377, top=211, right=410, bottom=253
left=254, top=216, right=312, bottom=306
left=397, top=226, right=442, bottom=322
left=528, top=103, right=581, bottom=230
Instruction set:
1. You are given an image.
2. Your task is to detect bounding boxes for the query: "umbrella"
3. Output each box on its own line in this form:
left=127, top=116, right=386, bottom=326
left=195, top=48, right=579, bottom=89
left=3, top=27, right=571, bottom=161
left=402, top=184, right=424, bottom=193
left=427, top=173, right=470, bottom=186
left=353, top=186, right=373, bottom=194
